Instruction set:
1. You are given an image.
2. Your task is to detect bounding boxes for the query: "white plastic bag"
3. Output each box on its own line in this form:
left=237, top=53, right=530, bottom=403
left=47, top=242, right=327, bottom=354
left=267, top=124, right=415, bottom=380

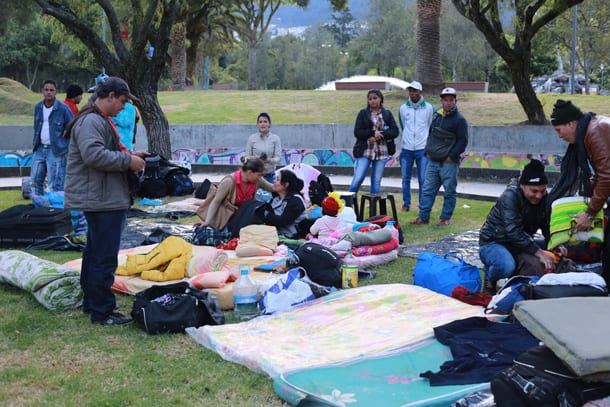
left=259, top=268, right=315, bottom=315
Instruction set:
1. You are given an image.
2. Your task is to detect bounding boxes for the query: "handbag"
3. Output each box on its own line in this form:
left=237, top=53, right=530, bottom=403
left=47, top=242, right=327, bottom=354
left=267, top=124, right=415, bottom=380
left=386, top=139, right=396, bottom=155
left=195, top=175, right=237, bottom=230
left=424, top=126, right=456, bottom=161
left=131, top=281, right=224, bottom=334
left=413, top=251, right=481, bottom=296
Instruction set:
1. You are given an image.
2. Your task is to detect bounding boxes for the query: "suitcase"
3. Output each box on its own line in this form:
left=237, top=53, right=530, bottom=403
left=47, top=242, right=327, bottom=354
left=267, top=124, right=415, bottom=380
left=0, top=204, right=73, bottom=246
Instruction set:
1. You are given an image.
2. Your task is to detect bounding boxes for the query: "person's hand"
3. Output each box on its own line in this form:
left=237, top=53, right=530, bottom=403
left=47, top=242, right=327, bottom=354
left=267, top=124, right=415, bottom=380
left=535, top=249, right=555, bottom=271
left=132, top=150, right=150, bottom=158
left=573, top=212, right=593, bottom=231
left=553, top=245, right=568, bottom=257
left=129, top=155, right=145, bottom=172
left=194, top=220, right=207, bottom=227
left=444, top=157, right=453, bottom=163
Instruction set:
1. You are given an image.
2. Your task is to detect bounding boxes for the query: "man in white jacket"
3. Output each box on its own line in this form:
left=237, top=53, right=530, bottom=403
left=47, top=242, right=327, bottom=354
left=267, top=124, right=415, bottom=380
left=398, top=81, right=434, bottom=212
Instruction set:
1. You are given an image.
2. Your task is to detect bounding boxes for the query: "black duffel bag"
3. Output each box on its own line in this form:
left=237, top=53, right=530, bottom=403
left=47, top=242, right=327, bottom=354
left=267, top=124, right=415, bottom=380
left=131, top=282, right=224, bottom=334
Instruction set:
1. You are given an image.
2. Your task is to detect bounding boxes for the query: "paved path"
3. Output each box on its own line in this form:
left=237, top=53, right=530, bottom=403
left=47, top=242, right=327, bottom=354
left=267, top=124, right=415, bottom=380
left=0, top=173, right=508, bottom=201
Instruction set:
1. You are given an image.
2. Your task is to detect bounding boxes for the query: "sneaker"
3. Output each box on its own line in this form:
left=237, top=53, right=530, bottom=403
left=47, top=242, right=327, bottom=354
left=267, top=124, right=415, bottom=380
left=410, top=217, right=429, bottom=225
left=92, top=312, right=133, bottom=326
left=437, top=219, right=451, bottom=226
left=401, top=205, right=410, bottom=212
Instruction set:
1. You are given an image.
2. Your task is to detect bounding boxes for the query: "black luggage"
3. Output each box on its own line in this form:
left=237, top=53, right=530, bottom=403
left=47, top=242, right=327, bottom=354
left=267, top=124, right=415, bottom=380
left=0, top=204, right=73, bottom=246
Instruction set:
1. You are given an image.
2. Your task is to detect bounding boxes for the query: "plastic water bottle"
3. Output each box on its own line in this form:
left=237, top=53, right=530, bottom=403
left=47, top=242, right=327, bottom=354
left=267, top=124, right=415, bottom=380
left=384, top=220, right=399, bottom=242
left=233, top=265, right=259, bottom=319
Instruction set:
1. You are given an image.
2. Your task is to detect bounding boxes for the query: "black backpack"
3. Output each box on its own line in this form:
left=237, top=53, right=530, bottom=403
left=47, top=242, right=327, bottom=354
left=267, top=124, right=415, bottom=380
left=289, top=242, right=343, bottom=288
left=131, top=282, right=224, bottom=334
left=164, top=168, right=195, bottom=196
left=308, top=173, right=334, bottom=206
left=491, top=346, right=610, bottom=407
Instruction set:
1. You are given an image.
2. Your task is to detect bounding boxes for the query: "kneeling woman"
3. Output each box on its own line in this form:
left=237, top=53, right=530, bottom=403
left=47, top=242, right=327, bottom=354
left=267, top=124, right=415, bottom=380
left=196, top=157, right=272, bottom=230
left=260, top=170, right=308, bottom=239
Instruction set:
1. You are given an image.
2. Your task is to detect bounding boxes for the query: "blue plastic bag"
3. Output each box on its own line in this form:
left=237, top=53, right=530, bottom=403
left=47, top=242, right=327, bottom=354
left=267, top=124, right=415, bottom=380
left=413, top=252, right=481, bottom=296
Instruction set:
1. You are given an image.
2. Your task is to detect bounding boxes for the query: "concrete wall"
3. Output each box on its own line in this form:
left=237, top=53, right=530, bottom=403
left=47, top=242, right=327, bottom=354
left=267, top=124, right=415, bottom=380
left=0, top=124, right=567, bottom=182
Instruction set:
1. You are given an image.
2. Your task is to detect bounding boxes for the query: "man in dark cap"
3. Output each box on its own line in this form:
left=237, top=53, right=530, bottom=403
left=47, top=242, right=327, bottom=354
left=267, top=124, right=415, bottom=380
left=548, top=99, right=610, bottom=285
left=64, top=76, right=146, bottom=326
left=479, top=159, right=555, bottom=294
left=64, top=84, right=83, bottom=115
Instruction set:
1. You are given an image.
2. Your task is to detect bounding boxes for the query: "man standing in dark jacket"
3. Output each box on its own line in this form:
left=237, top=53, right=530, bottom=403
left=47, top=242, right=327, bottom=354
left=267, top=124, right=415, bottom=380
left=64, top=77, right=146, bottom=326
left=411, top=87, right=468, bottom=226
left=479, top=159, right=555, bottom=293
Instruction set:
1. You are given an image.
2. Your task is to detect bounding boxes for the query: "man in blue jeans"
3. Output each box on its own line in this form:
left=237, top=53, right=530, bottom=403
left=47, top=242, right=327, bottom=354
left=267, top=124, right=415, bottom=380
left=411, top=87, right=468, bottom=226
left=478, top=159, right=556, bottom=294
left=64, top=77, right=146, bottom=326
left=31, top=79, right=73, bottom=195
left=398, top=80, right=433, bottom=212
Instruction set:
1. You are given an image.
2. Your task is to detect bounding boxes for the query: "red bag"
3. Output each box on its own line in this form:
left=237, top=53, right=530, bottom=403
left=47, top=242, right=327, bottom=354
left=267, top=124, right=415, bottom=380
left=451, top=285, right=491, bottom=307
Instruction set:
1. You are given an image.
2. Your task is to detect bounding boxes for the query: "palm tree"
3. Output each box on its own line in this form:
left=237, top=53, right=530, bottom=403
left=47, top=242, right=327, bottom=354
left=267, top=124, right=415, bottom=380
left=416, top=0, right=444, bottom=94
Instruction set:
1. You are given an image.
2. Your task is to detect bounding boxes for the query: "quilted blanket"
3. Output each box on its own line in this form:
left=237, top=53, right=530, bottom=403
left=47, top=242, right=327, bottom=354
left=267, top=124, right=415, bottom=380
left=0, top=250, right=83, bottom=310
left=186, top=284, right=484, bottom=377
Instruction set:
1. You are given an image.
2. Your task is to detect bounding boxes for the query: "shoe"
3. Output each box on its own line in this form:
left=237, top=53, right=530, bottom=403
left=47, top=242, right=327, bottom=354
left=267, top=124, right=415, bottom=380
left=410, top=217, right=429, bottom=225
left=92, top=312, right=133, bottom=326
left=482, top=279, right=497, bottom=296
left=437, top=219, right=450, bottom=226
left=401, top=205, right=410, bottom=212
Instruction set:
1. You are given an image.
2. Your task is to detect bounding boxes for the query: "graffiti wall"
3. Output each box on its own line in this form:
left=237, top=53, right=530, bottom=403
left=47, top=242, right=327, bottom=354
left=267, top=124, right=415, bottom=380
left=1, top=148, right=562, bottom=172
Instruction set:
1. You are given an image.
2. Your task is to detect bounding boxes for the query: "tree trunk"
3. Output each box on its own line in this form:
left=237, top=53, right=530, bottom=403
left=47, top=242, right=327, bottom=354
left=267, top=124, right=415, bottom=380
left=510, top=62, right=546, bottom=124
left=138, top=91, right=171, bottom=158
left=170, top=22, right=187, bottom=90
left=416, top=0, right=444, bottom=95
left=248, top=46, right=257, bottom=90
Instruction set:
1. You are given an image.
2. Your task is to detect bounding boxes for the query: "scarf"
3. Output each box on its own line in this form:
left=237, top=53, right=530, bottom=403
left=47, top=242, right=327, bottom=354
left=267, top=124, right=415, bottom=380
left=548, top=112, right=595, bottom=204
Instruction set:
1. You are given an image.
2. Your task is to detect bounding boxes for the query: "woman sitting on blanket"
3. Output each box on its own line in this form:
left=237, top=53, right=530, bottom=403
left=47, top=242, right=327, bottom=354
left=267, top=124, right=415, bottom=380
left=259, top=169, right=308, bottom=239
left=195, top=156, right=273, bottom=231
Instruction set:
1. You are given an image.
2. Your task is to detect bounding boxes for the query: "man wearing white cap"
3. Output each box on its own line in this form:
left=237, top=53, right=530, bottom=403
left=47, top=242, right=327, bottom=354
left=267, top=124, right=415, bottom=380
left=411, top=87, right=468, bottom=226
left=398, top=80, right=434, bottom=212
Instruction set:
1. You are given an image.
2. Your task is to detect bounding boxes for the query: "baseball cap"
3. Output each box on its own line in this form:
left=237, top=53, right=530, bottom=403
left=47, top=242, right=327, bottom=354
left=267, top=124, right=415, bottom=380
left=407, top=81, right=423, bottom=91
left=440, top=87, right=457, bottom=97
left=99, top=77, right=140, bottom=103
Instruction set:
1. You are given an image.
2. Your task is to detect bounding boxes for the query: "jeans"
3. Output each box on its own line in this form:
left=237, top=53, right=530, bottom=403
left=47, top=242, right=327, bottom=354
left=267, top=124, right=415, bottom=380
left=31, top=146, right=66, bottom=195
left=418, top=160, right=459, bottom=221
left=81, top=210, right=126, bottom=321
left=480, top=239, right=546, bottom=282
left=479, top=242, right=516, bottom=282
left=400, top=149, right=427, bottom=209
left=348, top=157, right=387, bottom=194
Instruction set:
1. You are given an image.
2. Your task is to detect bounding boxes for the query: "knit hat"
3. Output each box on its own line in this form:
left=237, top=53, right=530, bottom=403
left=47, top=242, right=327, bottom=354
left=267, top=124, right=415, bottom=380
left=321, top=192, right=344, bottom=216
left=550, top=99, right=583, bottom=125
left=519, top=159, right=548, bottom=185
left=66, top=84, right=83, bottom=99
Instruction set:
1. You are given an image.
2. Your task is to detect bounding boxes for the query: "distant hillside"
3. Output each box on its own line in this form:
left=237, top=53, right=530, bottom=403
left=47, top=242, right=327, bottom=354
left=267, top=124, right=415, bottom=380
left=273, top=0, right=368, bottom=28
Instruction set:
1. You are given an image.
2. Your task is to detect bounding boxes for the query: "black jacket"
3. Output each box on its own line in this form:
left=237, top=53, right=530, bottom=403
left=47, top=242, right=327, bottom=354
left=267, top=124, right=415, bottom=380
left=479, top=179, right=550, bottom=255
left=352, top=106, right=399, bottom=158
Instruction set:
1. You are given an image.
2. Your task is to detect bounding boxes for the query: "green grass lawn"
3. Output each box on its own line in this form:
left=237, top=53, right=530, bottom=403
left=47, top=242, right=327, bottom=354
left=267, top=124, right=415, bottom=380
left=0, top=188, right=494, bottom=406
left=2, top=77, right=610, bottom=126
